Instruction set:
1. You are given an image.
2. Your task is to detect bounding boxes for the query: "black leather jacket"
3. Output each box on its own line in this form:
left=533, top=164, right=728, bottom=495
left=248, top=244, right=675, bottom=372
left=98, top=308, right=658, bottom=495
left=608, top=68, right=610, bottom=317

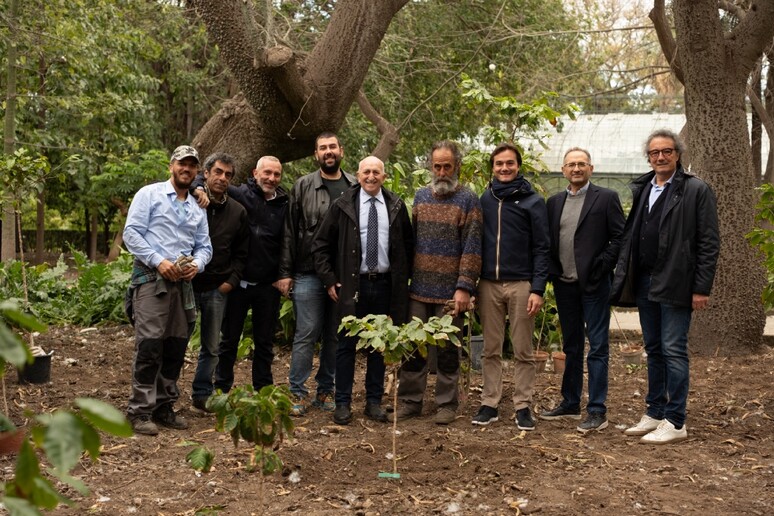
left=278, top=169, right=356, bottom=278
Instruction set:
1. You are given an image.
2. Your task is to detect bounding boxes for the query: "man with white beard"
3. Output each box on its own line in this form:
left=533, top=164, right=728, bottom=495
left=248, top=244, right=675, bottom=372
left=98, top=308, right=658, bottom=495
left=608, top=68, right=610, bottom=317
left=389, top=140, right=482, bottom=425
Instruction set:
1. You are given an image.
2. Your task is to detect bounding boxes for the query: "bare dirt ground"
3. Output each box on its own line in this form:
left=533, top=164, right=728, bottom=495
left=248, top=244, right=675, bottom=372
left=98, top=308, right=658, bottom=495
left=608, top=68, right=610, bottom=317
left=2, top=324, right=773, bottom=515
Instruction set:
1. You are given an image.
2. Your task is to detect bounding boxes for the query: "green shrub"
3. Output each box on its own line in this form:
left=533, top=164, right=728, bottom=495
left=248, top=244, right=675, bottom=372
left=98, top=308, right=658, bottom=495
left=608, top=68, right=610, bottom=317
left=747, top=183, right=774, bottom=310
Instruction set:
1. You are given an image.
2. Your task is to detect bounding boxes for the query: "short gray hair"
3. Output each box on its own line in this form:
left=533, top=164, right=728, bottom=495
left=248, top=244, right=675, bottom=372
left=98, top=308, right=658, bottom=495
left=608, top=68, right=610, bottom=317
left=427, top=140, right=463, bottom=173
left=256, top=155, right=281, bottom=171
left=563, top=147, right=592, bottom=164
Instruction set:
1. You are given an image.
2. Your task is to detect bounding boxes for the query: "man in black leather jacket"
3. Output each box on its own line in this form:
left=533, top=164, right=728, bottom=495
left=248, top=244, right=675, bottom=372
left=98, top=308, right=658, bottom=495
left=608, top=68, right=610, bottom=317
left=275, top=132, right=356, bottom=416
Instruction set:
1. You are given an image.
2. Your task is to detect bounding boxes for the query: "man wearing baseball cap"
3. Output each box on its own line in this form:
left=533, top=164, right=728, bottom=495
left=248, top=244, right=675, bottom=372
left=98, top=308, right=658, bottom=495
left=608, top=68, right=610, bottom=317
left=123, top=145, right=213, bottom=436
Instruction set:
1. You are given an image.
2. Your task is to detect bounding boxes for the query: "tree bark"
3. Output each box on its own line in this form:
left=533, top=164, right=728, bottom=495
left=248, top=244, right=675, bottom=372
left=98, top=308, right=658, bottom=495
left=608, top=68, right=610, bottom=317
left=2, top=0, right=19, bottom=262
left=188, top=0, right=409, bottom=176
left=672, top=0, right=774, bottom=354
left=35, top=190, right=44, bottom=264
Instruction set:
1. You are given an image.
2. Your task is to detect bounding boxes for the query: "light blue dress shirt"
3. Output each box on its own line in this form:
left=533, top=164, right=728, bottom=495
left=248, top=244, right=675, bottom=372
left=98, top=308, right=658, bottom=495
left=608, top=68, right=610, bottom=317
left=358, top=189, right=390, bottom=273
left=648, top=173, right=674, bottom=212
left=124, top=179, right=212, bottom=272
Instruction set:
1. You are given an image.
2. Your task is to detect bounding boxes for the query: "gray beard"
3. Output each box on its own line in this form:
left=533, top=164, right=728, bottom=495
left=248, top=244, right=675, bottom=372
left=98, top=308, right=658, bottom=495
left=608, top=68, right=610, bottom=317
left=431, top=177, right=458, bottom=196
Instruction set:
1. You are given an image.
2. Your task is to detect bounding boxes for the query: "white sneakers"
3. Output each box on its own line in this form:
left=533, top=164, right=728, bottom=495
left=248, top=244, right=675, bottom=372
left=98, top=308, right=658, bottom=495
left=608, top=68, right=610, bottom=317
left=639, top=419, right=688, bottom=445
left=624, top=414, right=663, bottom=436
left=625, top=415, right=688, bottom=444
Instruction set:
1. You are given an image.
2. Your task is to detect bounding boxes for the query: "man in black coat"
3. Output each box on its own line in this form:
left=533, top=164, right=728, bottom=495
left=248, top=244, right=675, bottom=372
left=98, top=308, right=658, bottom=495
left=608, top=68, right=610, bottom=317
left=539, top=147, right=624, bottom=433
left=312, top=156, right=414, bottom=425
left=611, top=129, right=719, bottom=445
left=214, top=156, right=289, bottom=396
left=189, top=153, right=249, bottom=413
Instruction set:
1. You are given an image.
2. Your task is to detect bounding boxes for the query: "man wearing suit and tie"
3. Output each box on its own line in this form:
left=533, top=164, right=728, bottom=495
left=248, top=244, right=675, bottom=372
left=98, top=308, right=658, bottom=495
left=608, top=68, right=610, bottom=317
left=539, top=147, right=625, bottom=433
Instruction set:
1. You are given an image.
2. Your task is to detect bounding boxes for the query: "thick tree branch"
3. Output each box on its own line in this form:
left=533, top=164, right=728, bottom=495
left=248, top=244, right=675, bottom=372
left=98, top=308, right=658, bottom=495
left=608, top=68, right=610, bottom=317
left=718, top=0, right=746, bottom=19
left=729, top=0, right=774, bottom=77
left=747, top=82, right=774, bottom=143
left=265, top=46, right=311, bottom=113
left=301, top=0, right=410, bottom=128
left=189, top=0, right=281, bottom=116
left=649, top=0, right=684, bottom=84
left=356, top=90, right=399, bottom=161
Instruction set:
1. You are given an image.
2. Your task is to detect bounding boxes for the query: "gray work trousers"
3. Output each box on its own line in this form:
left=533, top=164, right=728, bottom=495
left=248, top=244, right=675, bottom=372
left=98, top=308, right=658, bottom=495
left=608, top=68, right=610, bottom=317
left=127, top=280, right=196, bottom=418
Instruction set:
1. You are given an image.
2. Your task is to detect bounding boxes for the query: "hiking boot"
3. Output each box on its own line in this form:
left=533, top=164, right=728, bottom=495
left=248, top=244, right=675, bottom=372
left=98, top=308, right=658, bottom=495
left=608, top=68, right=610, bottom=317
left=131, top=415, right=159, bottom=436
left=333, top=404, right=352, bottom=425
left=639, top=420, right=687, bottom=445
left=191, top=397, right=213, bottom=415
left=515, top=408, right=535, bottom=431
left=472, top=405, right=499, bottom=426
left=312, top=392, right=335, bottom=412
left=577, top=413, right=608, bottom=434
left=364, top=403, right=387, bottom=423
left=290, top=395, right=308, bottom=417
left=152, top=406, right=189, bottom=430
left=624, top=414, right=663, bottom=436
left=387, top=403, right=422, bottom=423
left=539, top=404, right=581, bottom=421
left=434, top=407, right=457, bottom=425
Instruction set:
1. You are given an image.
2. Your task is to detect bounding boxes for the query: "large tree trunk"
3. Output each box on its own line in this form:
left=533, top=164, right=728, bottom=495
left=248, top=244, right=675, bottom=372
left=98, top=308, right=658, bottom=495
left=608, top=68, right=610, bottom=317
left=188, top=0, right=409, bottom=176
left=672, top=0, right=774, bottom=354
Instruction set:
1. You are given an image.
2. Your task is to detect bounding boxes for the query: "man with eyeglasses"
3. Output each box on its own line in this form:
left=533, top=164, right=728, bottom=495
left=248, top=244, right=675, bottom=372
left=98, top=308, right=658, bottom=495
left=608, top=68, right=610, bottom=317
left=471, top=142, right=550, bottom=430
left=611, top=129, right=719, bottom=445
left=539, top=148, right=624, bottom=433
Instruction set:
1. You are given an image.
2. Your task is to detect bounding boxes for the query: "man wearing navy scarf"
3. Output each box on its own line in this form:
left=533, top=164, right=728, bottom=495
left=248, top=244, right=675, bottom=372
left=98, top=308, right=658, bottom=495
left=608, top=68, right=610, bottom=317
left=472, top=142, right=550, bottom=430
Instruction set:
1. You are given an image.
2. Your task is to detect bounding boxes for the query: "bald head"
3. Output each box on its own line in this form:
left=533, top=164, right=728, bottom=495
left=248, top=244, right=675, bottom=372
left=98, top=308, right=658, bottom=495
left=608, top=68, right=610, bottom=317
left=358, top=156, right=386, bottom=196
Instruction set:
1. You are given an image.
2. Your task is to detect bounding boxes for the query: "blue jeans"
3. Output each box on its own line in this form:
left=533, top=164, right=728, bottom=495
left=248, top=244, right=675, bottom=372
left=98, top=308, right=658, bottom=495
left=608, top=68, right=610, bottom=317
left=336, top=275, right=389, bottom=406
left=554, top=278, right=611, bottom=415
left=215, top=282, right=280, bottom=393
left=191, top=288, right=228, bottom=400
left=636, top=274, right=692, bottom=428
left=288, top=273, right=337, bottom=398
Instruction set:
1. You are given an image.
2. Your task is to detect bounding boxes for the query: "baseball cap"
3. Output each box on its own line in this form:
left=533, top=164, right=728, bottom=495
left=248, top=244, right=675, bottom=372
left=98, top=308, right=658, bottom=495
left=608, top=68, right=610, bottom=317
left=170, top=145, right=199, bottom=163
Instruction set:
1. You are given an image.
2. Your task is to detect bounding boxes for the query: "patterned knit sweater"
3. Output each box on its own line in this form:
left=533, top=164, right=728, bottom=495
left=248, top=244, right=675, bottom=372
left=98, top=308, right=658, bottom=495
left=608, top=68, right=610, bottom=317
left=410, top=185, right=483, bottom=304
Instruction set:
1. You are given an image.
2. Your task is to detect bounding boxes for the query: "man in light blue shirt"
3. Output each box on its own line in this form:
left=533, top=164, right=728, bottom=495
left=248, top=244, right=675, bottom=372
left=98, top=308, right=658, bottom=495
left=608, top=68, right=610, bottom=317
left=123, top=145, right=212, bottom=436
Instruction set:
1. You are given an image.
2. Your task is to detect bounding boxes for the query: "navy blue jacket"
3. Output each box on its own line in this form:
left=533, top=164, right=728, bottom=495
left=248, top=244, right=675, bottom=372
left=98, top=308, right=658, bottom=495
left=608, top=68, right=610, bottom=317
left=480, top=177, right=550, bottom=295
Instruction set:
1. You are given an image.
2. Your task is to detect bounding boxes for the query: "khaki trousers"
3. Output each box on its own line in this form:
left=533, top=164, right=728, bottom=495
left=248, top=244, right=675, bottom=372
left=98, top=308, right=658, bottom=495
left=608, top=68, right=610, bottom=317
left=478, top=279, right=536, bottom=411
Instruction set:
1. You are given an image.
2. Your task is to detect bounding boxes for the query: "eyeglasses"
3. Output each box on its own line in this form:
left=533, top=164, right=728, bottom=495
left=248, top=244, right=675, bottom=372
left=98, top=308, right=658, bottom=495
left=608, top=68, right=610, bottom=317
left=562, top=162, right=590, bottom=169
left=647, top=148, right=675, bottom=158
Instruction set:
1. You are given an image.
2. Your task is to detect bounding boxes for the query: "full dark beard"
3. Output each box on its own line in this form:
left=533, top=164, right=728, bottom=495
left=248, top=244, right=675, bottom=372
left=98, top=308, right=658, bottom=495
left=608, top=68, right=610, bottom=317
left=319, top=156, right=342, bottom=175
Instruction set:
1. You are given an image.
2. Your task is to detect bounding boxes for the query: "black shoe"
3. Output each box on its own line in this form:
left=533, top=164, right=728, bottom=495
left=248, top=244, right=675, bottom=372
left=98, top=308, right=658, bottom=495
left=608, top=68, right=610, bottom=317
left=538, top=404, right=581, bottom=421
left=364, top=403, right=387, bottom=422
left=191, top=397, right=213, bottom=414
left=333, top=404, right=353, bottom=425
left=577, top=413, right=608, bottom=434
left=515, top=408, right=535, bottom=431
left=152, top=405, right=189, bottom=430
left=472, top=405, right=499, bottom=426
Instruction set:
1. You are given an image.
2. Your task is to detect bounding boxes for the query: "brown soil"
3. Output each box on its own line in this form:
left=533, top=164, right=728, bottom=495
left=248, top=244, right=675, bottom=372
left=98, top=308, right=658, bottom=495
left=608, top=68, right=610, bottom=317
left=2, top=325, right=773, bottom=515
